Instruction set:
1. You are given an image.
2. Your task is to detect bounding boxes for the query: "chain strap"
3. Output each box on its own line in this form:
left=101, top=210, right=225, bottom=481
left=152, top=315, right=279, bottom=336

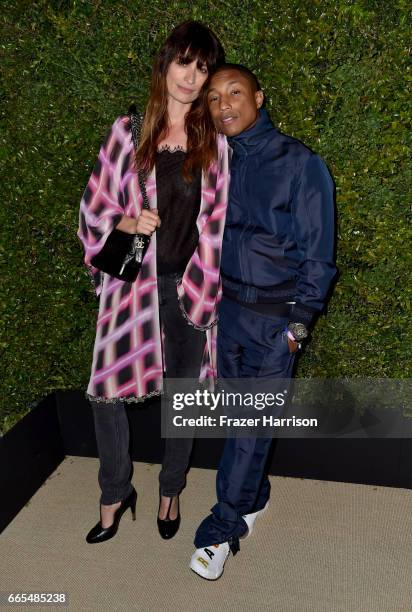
left=119, top=106, right=151, bottom=272
left=128, top=108, right=150, bottom=211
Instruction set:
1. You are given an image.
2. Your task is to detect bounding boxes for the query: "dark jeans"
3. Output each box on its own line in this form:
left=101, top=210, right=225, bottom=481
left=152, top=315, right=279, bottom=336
left=91, top=273, right=206, bottom=505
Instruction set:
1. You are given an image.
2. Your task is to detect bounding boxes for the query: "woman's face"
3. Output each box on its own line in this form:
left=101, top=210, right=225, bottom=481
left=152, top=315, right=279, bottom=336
left=165, top=57, right=208, bottom=105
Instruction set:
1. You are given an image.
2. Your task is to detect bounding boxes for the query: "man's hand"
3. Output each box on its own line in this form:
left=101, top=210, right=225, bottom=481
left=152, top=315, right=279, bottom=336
left=287, top=336, right=300, bottom=353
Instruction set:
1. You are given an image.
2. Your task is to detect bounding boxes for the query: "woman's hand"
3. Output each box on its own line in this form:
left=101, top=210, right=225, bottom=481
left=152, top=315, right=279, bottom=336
left=116, top=211, right=161, bottom=235
left=135, top=209, right=161, bottom=236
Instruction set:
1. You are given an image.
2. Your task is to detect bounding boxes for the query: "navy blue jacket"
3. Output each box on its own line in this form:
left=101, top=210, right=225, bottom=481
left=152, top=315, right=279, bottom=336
left=221, top=109, right=336, bottom=327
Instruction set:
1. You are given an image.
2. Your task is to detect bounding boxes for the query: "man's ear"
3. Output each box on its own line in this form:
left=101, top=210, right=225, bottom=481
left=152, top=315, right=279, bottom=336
left=255, top=90, right=264, bottom=109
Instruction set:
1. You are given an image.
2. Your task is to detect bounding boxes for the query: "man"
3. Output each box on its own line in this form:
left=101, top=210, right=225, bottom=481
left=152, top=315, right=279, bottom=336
left=189, top=64, right=337, bottom=580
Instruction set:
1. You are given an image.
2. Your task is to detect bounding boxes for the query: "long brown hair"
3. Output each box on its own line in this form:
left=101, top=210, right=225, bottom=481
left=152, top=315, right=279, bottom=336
left=135, top=21, right=225, bottom=179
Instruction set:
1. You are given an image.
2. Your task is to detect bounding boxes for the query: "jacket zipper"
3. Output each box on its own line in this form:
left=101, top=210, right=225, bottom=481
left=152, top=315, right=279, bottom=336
left=237, top=157, right=249, bottom=284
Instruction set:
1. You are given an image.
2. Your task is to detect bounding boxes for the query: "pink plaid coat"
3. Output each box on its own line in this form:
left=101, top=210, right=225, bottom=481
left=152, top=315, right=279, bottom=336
left=78, top=116, right=230, bottom=402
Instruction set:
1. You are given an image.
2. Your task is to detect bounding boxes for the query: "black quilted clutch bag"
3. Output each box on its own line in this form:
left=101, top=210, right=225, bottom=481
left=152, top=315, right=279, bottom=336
left=90, top=229, right=150, bottom=283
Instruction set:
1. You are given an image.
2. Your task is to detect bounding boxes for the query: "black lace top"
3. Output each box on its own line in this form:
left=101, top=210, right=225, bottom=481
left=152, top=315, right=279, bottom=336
left=155, top=148, right=201, bottom=274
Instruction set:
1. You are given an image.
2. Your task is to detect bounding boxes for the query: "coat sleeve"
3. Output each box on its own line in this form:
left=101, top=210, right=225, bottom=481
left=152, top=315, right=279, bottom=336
left=290, top=154, right=337, bottom=327
left=177, top=134, right=230, bottom=329
left=77, top=116, right=128, bottom=296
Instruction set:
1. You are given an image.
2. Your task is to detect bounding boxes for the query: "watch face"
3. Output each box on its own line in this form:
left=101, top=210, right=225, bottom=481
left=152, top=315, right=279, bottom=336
left=288, top=323, right=308, bottom=340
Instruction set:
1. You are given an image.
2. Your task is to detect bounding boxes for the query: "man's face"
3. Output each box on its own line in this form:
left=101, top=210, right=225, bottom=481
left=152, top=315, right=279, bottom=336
left=207, top=69, right=264, bottom=136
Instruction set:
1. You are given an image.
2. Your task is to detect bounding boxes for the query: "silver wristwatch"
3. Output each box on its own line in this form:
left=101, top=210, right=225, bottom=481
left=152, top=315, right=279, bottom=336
left=287, top=322, right=309, bottom=342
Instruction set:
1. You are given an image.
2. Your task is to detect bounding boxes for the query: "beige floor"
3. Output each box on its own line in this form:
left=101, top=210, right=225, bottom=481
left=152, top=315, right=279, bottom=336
left=1, top=456, right=411, bottom=612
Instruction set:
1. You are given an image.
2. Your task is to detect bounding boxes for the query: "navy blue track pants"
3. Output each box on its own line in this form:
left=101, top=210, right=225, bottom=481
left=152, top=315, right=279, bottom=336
left=194, top=296, right=297, bottom=548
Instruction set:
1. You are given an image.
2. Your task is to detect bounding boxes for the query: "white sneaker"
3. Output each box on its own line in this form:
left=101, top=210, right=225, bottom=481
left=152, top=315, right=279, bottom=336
left=241, top=501, right=269, bottom=539
left=190, top=542, right=230, bottom=580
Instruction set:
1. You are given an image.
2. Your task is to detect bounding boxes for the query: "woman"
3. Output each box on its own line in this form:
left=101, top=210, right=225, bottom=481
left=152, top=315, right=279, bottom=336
left=77, top=21, right=229, bottom=543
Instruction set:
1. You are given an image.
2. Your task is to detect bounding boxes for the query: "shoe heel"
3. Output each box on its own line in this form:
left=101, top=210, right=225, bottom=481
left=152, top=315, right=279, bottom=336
left=130, top=491, right=137, bottom=521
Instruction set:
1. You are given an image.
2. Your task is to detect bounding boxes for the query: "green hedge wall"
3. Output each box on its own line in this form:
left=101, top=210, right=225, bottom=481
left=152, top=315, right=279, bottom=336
left=1, top=0, right=410, bottom=433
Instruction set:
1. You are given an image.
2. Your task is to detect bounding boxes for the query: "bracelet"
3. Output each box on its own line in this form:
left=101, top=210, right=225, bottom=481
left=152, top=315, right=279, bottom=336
left=286, top=330, right=297, bottom=342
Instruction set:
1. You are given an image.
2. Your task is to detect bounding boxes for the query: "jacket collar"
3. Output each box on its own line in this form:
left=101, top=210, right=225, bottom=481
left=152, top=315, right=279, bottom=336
left=227, top=109, right=277, bottom=157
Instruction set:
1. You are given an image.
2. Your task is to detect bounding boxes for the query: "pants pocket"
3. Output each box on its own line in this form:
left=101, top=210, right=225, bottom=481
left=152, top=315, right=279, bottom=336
left=257, top=328, right=294, bottom=378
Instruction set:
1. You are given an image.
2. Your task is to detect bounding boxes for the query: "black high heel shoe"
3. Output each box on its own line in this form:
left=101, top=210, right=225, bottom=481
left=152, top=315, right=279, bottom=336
left=157, top=494, right=181, bottom=540
left=86, top=487, right=137, bottom=544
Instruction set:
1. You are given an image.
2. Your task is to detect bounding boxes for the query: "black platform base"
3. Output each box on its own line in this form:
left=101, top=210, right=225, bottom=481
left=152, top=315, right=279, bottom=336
left=0, top=394, right=64, bottom=533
